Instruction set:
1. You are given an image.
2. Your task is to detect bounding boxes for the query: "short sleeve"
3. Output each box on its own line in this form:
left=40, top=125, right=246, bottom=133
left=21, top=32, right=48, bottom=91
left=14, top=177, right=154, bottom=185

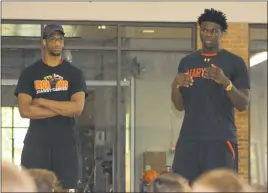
left=178, top=58, right=187, bottom=73
left=14, top=68, right=35, bottom=97
left=70, top=69, right=88, bottom=98
left=232, top=57, right=250, bottom=89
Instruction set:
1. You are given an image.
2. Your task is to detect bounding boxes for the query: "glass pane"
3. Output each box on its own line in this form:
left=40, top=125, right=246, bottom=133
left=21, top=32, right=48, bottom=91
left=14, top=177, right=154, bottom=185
left=1, top=107, right=13, bottom=127
left=250, top=27, right=268, bottom=40
left=1, top=24, right=41, bottom=37
left=63, top=49, right=117, bottom=80
left=14, top=128, right=28, bottom=166
left=250, top=40, right=267, bottom=52
left=59, top=24, right=117, bottom=47
left=122, top=51, right=187, bottom=188
left=76, top=87, right=122, bottom=191
left=1, top=86, right=18, bottom=107
left=120, top=26, right=193, bottom=50
left=2, top=128, right=12, bottom=162
left=250, top=27, right=267, bottom=186
left=2, top=37, right=41, bottom=48
left=2, top=48, right=41, bottom=79
left=14, top=107, right=29, bottom=128
left=250, top=27, right=268, bottom=52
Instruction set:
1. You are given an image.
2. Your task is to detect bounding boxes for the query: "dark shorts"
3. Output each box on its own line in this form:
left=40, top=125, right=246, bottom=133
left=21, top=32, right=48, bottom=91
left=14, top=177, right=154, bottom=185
left=172, top=139, right=238, bottom=185
left=21, top=144, right=82, bottom=189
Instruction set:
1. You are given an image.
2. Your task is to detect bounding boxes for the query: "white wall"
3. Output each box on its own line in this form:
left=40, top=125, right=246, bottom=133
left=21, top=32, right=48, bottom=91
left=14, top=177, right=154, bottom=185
left=2, top=2, right=267, bottom=23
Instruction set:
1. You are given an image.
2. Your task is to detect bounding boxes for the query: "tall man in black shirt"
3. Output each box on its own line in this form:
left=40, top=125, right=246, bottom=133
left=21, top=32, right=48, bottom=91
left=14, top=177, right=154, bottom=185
left=15, top=24, right=87, bottom=190
left=171, top=9, right=250, bottom=184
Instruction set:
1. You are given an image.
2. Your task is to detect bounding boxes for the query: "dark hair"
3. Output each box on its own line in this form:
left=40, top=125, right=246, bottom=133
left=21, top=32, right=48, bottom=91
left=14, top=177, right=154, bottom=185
left=198, top=8, right=228, bottom=32
left=26, top=169, right=62, bottom=192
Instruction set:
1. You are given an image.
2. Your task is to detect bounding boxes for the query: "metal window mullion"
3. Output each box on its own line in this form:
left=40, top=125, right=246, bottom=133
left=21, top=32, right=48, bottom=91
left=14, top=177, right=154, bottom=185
left=64, top=46, right=118, bottom=51
left=121, top=48, right=194, bottom=52
left=116, top=23, right=123, bottom=192
left=1, top=45, right=41, bottom=49
left=1, top=79, right=130, bottom=86
left=192, top=23, right=197, bottom=51
left=41, top=24, right=44, bottom=57
left=11, top=107, right=15, bottom=163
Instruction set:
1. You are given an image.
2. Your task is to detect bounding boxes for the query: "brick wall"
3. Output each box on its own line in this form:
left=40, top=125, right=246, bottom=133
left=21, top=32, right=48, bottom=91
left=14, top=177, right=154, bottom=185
left=197, top=23, right=249, bottom=180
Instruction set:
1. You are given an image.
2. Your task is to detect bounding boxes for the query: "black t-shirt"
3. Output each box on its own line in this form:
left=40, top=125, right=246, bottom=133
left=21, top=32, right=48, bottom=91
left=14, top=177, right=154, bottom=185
left=14, top=59, right=87, bottom=147
left=178, top=49, right=250, bottom=143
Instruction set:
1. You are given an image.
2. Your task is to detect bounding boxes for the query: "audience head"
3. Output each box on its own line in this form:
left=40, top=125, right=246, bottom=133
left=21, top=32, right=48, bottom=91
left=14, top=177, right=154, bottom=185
left=2, top=161, right=36, bottom=192
left=148, top=173, right=191, bottom=192
left=251, top=183, right=268, bottom=192
left=192, top=168, right=253, bottom=192
left=26, top=168, right=61, bottom=192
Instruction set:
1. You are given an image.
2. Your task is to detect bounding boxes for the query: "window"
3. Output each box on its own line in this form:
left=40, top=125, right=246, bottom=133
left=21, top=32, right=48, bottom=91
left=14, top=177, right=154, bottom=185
left=2, top=24, right=41, bottom=37
left=1, top=24, right=41, bottom=48
left=1, top=107, right=29, bottom=166
left=2, top=48, right=41, bottom=79
left=1, top=21, right=196, bottom=191
left=123, top=51, right=188, bottom=166
left=249, top=24, right=267, bottom=185
left=250, top=27, right=268, bottom=52
left=120, top=26, right=193, bottom=51
left=2, top=128, right=12, bottom=162
left=61, top=24, right=117, bottom=48
left=63, top=49, right=117, bottom=80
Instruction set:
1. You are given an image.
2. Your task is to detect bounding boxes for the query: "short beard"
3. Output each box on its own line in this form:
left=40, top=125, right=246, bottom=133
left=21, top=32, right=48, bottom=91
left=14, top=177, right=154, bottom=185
left=49, top=51, right=61, bottom=57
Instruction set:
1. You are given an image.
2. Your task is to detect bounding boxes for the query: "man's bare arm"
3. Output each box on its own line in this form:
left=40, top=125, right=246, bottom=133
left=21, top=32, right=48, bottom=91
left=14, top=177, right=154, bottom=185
left=18, top=93, right=59, bottom=119
left=36, top=92, right=85, bottom=117
left=223, top=81, right=250, bottom=111
left=171, top=82, right=184, bottom=111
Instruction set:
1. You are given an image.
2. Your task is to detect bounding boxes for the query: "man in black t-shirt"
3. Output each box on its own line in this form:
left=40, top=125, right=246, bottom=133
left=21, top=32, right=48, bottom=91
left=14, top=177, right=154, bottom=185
left=171, top=9, right=250, bottom=184
left=15, top=24, right=87, bottom=191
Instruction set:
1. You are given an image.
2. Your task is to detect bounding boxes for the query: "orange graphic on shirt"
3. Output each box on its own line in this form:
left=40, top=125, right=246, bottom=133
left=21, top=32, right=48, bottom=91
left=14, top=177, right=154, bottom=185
left=34, top=80, right=51, bottom=90
left=56, top=80, right=68, bottom=89
left=188, top=67, right=206, bottom=78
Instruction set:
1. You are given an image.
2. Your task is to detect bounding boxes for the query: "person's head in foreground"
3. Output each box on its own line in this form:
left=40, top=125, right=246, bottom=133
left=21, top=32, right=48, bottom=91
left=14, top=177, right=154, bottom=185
left=27, top=168, right=61, bottom=192
left=2, top=161, right=36, bottom=192
left=192, top=168, right=254, bottom=192
left=251, top=183, right=268, bottom=192
left=148, top=173, right=191, bottom=192
left=198, top=8, right=228, bottom=53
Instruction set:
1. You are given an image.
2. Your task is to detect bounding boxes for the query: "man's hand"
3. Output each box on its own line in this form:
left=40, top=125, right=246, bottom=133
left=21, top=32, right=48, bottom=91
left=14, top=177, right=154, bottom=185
left=203, top=64, right=230, bottom=86
left=172, top=72, right=194, bottom=88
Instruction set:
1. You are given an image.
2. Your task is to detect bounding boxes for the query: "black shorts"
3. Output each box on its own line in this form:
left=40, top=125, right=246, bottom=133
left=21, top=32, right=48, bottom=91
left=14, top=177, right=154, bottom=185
left=21, top=144, right=82, bottom=189
left=172, top=139, right=238, bottom=185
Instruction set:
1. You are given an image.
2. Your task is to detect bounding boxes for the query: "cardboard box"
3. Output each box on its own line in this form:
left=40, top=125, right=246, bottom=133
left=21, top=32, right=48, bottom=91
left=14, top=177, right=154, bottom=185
left=143, top=151, right=166, bottom=172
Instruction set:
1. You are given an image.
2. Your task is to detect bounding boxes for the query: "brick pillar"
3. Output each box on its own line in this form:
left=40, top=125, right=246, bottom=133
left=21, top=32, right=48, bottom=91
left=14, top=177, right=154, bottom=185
left=197, top=23, right=250, bottom=180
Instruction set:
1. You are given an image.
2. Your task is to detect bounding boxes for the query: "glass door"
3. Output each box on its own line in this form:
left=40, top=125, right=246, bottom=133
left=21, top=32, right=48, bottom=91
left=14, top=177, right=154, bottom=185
left=73, top=81, right=133, bottom=192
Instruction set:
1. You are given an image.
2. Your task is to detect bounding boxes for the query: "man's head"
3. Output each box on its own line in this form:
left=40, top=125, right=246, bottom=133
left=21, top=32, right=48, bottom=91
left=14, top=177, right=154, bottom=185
left=192, top=168, right=253, bottom=192
left=198, top=8, right=228, bottom=50
left=26, top=169, right=60, bottom=192
left=148, top=173, right=191, bottom=192
left=2, top=161, right=36, bottom=192
left=42, top=24, right=65, bottom=56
